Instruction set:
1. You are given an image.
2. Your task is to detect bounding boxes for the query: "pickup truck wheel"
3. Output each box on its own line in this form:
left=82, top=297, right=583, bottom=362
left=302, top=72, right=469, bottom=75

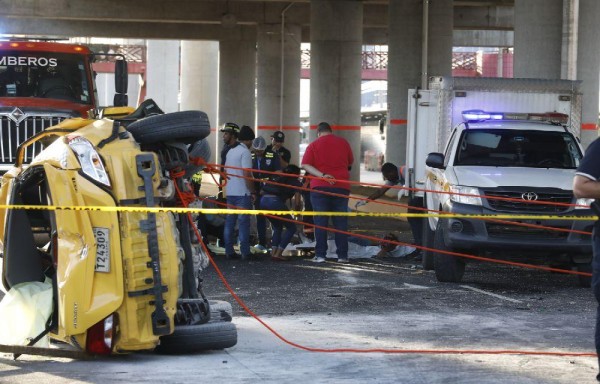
left=127, top=110, right=211, bottom=144
left=209, top=300, right=233, bottom=322
left=421, top=218, right=435, bottom=271
left=433, top=220, right=465, bottom=282
left=155, top=322, right=237, bottom=354
left=576, top=263, right=592, bottom=288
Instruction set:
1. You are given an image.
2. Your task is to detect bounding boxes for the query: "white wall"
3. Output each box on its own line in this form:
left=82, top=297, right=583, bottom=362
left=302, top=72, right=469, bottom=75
left=95, top=73, right=142, bottom=108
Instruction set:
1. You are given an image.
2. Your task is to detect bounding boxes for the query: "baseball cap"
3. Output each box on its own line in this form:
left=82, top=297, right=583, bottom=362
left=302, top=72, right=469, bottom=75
left=239, top=125, right=256, bottom=141
left=220, top=122, right=240, bottom=134
left=252, top=136, right=267, bottom=151
left=271, top=131, right=285, bottom=143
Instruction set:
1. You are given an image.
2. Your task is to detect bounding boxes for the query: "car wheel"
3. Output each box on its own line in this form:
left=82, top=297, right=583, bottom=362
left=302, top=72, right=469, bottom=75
left=433, top=219, right=465, bottom=282
left=421, top=214, right=435, bottom=271
left=576, top=262, right=592, bottom=288
left=127, top=110, right=211, bottom=144
left=209, top=300, right=233, bottom=322
left=155, top=322, right=237, bottom=354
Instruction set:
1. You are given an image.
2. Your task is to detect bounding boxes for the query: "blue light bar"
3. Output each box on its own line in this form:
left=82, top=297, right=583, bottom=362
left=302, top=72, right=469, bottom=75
left=462, top=110, right=490, bottom=121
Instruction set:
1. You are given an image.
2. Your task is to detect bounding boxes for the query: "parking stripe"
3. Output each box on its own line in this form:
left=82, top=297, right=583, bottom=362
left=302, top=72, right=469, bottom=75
left=460, top=285, right=522, bottom=303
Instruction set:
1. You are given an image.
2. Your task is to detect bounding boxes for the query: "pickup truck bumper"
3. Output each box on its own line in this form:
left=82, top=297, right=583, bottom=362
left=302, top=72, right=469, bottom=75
left=442, top=200, right=594, bottom=255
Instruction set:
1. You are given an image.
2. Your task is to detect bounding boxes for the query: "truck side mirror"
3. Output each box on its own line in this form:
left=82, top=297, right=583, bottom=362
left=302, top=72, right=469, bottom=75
left=115, top=59, right=128, bottom=93
left=426, top=152, right=445, bottom=169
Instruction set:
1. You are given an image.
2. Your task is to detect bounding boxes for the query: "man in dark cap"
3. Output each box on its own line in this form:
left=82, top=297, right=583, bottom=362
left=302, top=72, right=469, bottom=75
left=301, top=122, right=354, bottom=263
left=267, top=131, right=292, bottom=168
left=238, top=125, right=256, bottom=150
left=218, top=122, right=241, bottom=199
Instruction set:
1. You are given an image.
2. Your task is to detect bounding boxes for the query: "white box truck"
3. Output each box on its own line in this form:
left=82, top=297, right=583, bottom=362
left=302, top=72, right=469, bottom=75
left=406, top=77, right=593, bottom=286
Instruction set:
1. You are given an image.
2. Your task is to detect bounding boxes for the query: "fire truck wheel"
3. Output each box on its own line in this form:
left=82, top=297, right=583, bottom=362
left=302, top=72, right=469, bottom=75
left=576, top=262, right=592, bottom=288
left=209, top=300, right=233, bottom=322
left=155, top=322, right=238, bottom=354
left=421, top=212, right=435, bottom=271
left=433, top=219, right=465, bottom=283
left=127, top=110, right=211, bottom=144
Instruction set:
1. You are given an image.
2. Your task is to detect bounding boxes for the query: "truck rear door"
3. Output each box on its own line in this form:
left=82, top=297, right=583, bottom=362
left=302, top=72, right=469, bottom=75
left=406, top=89, right=440, bottom=198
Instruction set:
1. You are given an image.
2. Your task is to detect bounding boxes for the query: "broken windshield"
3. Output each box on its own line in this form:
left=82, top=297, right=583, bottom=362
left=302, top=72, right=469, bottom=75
left=454, top=129, right=582, bottom=169
left=0, top=51, right=91, bottom=104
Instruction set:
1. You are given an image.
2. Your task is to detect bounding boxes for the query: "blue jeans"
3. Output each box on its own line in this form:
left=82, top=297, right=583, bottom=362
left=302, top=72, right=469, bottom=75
left=225, top=195, right=252, bottom=257
left=310, top=188, right=350, bottom=259
left=260, top=195, right=296, bottom=250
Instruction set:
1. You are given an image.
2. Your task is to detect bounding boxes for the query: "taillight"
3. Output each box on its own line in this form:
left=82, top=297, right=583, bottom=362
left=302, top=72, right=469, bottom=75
left=86, top=314, right=116, bottom=355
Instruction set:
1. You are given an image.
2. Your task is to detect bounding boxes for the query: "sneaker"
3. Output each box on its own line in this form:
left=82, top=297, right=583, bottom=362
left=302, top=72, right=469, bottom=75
left=338, top=258, right=349, bottom=263
left=312, top=256, right=326, bottom=263
left=254, top=244, right=268, bottom=253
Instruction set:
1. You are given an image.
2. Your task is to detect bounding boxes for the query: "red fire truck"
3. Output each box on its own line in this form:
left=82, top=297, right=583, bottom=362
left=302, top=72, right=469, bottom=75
left=0, top=41, right=126, bottom=172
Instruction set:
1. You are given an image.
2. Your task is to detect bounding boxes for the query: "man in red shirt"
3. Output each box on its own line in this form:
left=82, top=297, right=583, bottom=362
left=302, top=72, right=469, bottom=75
left=301, top=122, right=354, bottom=263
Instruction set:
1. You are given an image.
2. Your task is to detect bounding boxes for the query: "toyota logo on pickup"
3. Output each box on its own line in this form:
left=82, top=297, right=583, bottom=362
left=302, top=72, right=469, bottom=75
left=521, top=192, right=538, bottom=201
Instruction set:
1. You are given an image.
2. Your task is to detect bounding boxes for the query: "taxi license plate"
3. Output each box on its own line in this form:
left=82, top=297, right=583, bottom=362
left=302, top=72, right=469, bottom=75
left=94, top=227, right=110, bottom=273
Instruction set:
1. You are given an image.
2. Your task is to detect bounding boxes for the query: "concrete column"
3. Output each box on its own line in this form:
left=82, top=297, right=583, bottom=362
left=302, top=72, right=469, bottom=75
left=180, top=40, right=219, bottom=164
left=218, top=26, right=257, bottom=156
left=577, top=0, right=600, bottom=147
left=561, top=0, right=579, bottom=80
left=428, top=0, right=453, bottom=78
left=145, top=39, right=180, bottom=113
left=309, top=0, right=363, bottom=181
left=514, top=0, right=563, bottom=78
left=256, top=23, right=302, bottom=165
left=386, top=0, right=452, bottom=168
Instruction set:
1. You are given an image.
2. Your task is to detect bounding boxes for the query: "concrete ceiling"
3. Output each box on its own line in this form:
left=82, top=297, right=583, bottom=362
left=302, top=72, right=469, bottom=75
left=0, top=0, right=514, bottom=43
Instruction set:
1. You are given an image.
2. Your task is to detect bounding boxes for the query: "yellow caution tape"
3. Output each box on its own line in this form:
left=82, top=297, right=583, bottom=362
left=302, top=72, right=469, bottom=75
left=0, top=204, right=595, bottom=221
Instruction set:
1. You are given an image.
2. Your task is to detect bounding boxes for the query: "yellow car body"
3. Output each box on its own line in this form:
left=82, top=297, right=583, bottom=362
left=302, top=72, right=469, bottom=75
left=0, top=117, right=183, bottom=353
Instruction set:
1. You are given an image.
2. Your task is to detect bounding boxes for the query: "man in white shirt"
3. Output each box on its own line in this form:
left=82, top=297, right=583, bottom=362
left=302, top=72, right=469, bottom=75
left=222, top=124, right=256, bottom=260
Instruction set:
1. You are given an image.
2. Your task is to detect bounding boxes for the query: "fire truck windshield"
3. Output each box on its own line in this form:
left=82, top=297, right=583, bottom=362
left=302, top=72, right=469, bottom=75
left=0, top=51, right=91, bottom=104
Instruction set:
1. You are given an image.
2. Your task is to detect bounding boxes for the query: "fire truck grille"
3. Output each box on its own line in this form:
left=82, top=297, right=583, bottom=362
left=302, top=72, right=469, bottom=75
left=0, top=115, right=66, bottom=166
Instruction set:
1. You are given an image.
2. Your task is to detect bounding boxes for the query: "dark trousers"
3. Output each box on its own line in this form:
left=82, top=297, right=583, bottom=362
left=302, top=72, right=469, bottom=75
left=592, top=227, right=600, bottom=369
left=255, top=198, right=267, bottom=246
left=407, top=196, right=424, bottom=246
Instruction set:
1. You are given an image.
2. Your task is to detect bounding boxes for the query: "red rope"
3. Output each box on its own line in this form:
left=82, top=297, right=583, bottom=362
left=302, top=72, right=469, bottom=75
left=173, top=187, right=595, bottom=357
left=218, top=168, right=594, bottom=237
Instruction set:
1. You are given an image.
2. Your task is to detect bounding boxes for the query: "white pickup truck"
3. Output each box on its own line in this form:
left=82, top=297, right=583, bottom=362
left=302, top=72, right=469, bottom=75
left=406, top=77, right=593, bottom=287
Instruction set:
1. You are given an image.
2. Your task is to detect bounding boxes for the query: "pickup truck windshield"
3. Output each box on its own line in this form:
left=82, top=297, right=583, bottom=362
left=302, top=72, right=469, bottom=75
left=454, top=129, right=583, bottom=169
left=0, top=51, right=91, bottom=104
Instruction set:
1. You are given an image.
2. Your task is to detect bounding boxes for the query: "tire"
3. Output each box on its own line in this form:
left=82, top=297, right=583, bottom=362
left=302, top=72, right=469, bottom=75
left=127, top=110, right=211, bottom=144
left=209, top=300, right=233, bottom=322
left=576, top=262, right=592, bottom=288
left=155, top=322, right=237, bottom=354
left=421, top=214, right=435, bottom=271
left=433, top=219, right=465, bottom=283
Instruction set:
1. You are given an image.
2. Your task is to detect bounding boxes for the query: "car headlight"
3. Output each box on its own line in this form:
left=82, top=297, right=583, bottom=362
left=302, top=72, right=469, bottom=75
left=574, top=197, right=593, bottom=209
left=449, top=185, right=482, bottom=206
left=67, top=136, right=111, bottom=187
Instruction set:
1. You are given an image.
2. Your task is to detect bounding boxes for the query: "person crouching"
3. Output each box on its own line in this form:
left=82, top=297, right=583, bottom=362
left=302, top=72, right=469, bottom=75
left=260, top=164, right=303, bottom=261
